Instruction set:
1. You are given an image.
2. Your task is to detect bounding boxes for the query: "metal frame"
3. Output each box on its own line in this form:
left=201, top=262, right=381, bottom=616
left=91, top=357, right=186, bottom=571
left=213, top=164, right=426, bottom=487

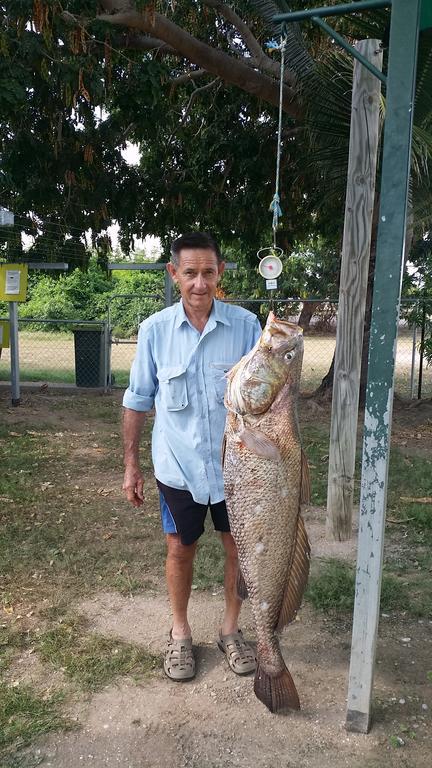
left=274, top=1, right=391, bottom=85
left=312, top=17, right=387, bottom=84
left=273, top=0, right=421, bottom=733
left=108, top=261, right=238, bottom=310
left=273, top=1, right=391, bottom=23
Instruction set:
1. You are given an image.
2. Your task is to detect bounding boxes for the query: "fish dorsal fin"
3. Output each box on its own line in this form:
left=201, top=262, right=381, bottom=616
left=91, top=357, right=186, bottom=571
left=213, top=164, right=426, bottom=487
left=236, top=568, right=248, bottom=600
left=239, top=427, right=281, bottom=461
left=221, top=433, right=227, bottom=469
left=300, top=449, right=311, bottom=504
left=276, top=514, right=310, bottom=631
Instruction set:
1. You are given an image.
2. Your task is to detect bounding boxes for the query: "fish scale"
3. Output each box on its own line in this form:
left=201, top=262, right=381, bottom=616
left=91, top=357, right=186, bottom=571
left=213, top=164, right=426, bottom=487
left=223, top=313, right=310, bottom=713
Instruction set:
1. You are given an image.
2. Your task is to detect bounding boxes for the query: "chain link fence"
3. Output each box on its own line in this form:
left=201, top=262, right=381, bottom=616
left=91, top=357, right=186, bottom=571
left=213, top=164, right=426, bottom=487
left=0, top=319, right=109, bottom=388
left=0, top=298, right=431, bottom=399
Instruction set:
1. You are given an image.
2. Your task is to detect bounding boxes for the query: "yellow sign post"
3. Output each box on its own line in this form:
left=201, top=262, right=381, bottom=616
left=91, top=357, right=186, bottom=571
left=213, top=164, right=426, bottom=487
left=0, top=263, right=28, bottom=302
left=0, top=263, right=28, bottom=405
left=0, top=320, right=10, bottom=349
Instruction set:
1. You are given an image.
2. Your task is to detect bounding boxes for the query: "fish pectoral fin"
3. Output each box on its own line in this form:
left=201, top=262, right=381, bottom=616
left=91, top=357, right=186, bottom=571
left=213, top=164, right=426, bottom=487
left=301, top=449, right=311, bottom=504
left=276, top=514, right=310, bottom=631
left=239, top=427, right=281, bottom=461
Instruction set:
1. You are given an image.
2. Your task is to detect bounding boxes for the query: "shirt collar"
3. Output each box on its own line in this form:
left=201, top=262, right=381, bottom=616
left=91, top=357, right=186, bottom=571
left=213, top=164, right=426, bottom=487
left=213, top=299, right=231, bottom=326
left=174, top=299, right=231, bottom=329
left=174, top=300, right=189, bottom=328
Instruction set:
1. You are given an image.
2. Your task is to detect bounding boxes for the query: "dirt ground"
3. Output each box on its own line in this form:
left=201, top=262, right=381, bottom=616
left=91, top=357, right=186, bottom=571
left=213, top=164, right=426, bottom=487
left=2, top=388, right=432, bottom=768
left=24, top=588, right=430, bottom=768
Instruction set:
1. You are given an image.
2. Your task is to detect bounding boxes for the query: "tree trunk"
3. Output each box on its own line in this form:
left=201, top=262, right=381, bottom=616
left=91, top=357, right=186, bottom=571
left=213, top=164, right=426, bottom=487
left=298, top=301, right=321, bottom=332
left=315, top=354, right=335, bottom=399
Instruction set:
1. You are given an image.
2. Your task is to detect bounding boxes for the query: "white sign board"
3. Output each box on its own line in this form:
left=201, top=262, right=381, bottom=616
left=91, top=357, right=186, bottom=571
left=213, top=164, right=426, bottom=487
left=5, top=270, right=21, bottom=295
left=266, top=278, right=278, bottom=290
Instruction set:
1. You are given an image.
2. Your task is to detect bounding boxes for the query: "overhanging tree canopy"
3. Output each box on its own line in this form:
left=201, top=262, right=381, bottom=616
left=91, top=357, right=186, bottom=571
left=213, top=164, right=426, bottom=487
left=0, top=1, right=431, bottom=269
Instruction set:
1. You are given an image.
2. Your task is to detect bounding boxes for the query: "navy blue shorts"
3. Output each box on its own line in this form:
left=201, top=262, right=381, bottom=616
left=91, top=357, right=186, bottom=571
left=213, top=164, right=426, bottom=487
left=156, top=480, right=230, bottom=546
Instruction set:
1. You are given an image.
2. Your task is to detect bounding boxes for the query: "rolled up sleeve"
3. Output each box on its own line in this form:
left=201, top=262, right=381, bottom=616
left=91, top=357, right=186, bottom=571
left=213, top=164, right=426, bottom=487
left=122, top=323, right=157, bottom=412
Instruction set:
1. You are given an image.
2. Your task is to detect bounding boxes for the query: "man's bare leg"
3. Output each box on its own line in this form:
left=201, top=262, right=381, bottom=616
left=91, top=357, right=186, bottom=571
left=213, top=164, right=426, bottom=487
left=165, top=534, right=197, bottom=640
left=220, top=532, right=242, bottom=636
left=218, top=532, right=256, bottom=674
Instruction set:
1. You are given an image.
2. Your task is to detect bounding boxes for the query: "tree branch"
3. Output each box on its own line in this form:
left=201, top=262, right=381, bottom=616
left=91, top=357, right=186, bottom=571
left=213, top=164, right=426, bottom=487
left=120, top=32, right=175, bottom=55
left=96, top=9, right=301, bottom=118
left=243, top=55, right=293, bottom=82
left=170, top=69, right=208, bottom=86
left=202, top=0, right=297, bottom=87
left=203, top=0, right=264, bottom=60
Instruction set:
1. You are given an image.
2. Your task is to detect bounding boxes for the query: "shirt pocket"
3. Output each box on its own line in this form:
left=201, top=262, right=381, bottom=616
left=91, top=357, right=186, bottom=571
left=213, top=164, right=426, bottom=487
left=209, top=361, right=235, bottom=404
left=158, top=365, right=189, bottom=411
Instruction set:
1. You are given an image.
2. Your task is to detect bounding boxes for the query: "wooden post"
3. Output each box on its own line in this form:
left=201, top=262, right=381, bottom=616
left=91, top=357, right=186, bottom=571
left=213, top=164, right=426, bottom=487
left=326, top=40, right=382, bottom=541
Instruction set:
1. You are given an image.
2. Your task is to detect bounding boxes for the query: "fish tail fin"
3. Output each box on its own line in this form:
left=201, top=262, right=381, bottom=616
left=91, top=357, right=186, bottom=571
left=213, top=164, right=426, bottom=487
left=254, top=661, right=300, bottom=713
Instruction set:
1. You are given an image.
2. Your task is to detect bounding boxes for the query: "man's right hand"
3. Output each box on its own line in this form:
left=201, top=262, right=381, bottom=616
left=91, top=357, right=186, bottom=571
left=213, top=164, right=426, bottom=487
left=122, top=465, right=145, bottom=508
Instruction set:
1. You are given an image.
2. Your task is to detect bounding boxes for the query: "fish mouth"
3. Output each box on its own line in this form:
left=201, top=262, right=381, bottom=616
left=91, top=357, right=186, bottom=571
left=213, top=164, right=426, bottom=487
left=266, top=312, right=303, bottom=334
left=261, top=315, right=303, bottom=355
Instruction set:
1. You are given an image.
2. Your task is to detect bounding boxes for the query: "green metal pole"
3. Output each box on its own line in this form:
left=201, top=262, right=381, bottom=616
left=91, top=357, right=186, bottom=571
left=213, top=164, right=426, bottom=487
left=273, top=0, right=391, bottom=24
left=346, top=0, right=421, bottom=734
left=312, top=17, right=387, bottom=84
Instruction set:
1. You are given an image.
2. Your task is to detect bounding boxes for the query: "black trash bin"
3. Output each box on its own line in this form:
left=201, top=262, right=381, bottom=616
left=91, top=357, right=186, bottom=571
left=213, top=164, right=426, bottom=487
left=73, top=326, right=106, bottom=387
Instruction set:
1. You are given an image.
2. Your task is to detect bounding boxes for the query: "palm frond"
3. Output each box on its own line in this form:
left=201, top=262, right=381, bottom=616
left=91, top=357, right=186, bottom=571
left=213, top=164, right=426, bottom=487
left=249, top=1, right=315, bottom=77
left=250, top=3, right=431, bottom=237
left=414, top=30, right=432, bottom=125
left=248, top=0, right=292, bottom=37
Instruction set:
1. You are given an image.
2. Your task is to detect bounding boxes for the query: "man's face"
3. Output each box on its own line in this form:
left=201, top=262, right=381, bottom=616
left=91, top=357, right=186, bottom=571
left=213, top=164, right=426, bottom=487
left=167, top=248, right=225, bottom=314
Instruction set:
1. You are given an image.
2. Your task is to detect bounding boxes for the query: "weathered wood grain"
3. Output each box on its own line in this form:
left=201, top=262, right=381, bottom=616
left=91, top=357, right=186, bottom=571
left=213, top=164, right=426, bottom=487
left=326, top=40, right=383, bottom=542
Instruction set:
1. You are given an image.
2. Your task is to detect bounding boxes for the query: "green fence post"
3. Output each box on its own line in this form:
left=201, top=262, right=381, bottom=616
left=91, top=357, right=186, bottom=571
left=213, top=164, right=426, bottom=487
left=346, top=0, right=422, bottom=734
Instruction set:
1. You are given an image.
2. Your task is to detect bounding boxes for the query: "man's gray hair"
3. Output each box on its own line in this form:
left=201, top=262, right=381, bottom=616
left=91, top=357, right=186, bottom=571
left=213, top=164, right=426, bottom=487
left=170, top=232, right=222, bottom=266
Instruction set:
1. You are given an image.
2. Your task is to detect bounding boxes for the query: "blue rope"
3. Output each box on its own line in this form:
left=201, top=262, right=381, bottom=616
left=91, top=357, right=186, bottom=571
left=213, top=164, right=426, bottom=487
left=269, top=36, right=286, bottom=247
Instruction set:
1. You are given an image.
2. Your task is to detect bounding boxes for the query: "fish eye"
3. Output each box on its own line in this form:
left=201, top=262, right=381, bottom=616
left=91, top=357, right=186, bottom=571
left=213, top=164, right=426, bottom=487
left=284, top=351, right=294, bottom=361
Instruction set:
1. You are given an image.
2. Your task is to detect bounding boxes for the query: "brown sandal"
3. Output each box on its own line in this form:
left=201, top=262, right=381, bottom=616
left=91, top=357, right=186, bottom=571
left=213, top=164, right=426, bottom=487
left=217, top=630, right=256, bottom=675
left=164, top=631, right=196, bottom=681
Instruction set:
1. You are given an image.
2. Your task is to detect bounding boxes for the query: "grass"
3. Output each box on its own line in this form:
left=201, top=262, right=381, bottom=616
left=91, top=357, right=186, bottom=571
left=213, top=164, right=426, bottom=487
left=0, top=627, right=33, bottom=675
left=0, top=410, right=165, bottom=608
left=387, top=449, right=432, bottom=539
left=0, top=683, right=73, bottom=757
left=0, top=620, right=74, bottom=760
left=302, top=422, right=333, bottom=506
left=302, top=416, right=432, bottom=616
left=1, top=395, right=430, bottom=615
left=306, top=559, right=411, bottom=614
left=0, top=367, right=77, bottom=384
left=0, top=611, right=158, bottom=761
left=36, top=615, right=159, bottom=691
left=0, top=425, right=59, bottom=505
left=306, top=560, right=356, bottom=612
left=0, top=389, right=431, bottom=759
left=3, top=328, right=430, bottom=395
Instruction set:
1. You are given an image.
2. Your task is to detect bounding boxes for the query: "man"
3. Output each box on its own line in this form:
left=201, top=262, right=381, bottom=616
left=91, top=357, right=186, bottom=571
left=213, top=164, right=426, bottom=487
left=122, top=232, right=262, bottom=681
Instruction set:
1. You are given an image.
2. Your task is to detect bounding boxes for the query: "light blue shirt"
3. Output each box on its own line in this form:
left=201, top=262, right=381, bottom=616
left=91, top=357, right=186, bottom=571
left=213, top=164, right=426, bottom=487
left=123, top=299, right=262, bottom=504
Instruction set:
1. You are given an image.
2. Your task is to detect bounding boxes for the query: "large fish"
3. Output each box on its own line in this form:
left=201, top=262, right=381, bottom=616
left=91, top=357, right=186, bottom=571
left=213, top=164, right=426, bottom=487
left=223, top=312, right=310, bottom=714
